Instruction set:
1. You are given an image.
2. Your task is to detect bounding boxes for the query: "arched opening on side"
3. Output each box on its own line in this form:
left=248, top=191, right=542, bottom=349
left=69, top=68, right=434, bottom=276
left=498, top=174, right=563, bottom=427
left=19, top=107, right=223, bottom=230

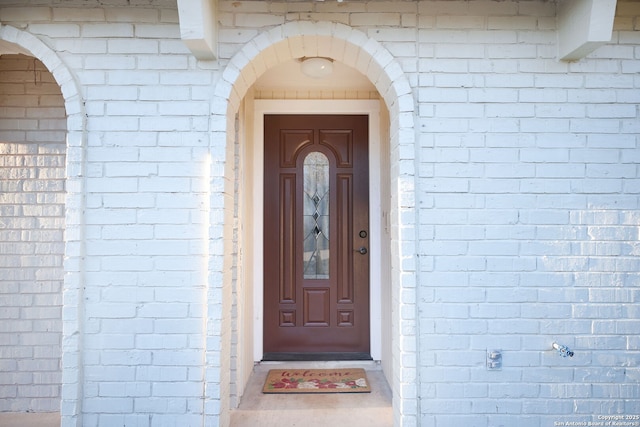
left=0, top=27, right=85, bottom=427
left=207, top=22, right=417, bottom=426
left=0, top=49, right=65, bottom=415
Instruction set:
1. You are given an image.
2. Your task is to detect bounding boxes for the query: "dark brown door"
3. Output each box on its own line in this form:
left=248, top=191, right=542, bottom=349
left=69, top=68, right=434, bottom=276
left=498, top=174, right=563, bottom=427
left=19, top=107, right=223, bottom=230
left=263, top=114, right=370, bottom=360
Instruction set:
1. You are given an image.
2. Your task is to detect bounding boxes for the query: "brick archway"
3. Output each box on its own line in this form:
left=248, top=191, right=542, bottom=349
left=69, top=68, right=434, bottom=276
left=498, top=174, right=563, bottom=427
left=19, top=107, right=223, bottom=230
left=207, top=21, right=418, bottom=426
left=0, top=25, right=86, bottom=427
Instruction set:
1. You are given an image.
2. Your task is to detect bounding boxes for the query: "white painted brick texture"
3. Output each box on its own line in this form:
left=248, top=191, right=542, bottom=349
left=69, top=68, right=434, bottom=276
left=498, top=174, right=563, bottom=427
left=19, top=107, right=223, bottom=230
left=217, top=1, right=639, bottom=425
left=1, top=1, right=639, bottom=426
left=66, top=5, right=210, bottom=425
left=414, top=2, right=640, bottom=426
left=3, top=3, right=210, bottom=425
left=0, top=55, right=65, bottom=412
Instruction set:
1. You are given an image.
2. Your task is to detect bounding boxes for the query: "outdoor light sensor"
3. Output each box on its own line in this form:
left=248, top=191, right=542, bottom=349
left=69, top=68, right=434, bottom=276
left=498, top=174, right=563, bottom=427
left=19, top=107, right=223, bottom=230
left=301, top=57, right=334, bottom=79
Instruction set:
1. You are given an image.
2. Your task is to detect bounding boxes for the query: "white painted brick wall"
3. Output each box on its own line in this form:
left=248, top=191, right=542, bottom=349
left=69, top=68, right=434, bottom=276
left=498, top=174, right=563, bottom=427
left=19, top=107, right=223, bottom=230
left=2, top=2, right=209, bottom=424
left=1, top=0, right=639, bottom=426
left=413, top=1, right=640, bottom=426
left=51, top=4, right=205, bottom=425
left=0, top=54, right=65, bottom=412
left=217, top=2, right=639, bottom=426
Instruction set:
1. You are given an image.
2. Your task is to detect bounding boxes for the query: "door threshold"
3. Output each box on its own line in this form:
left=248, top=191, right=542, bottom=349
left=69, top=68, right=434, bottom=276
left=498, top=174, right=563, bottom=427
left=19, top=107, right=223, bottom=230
left=262, top=352, right=372, bottom=361
left=255, top=359, right=382, bottom=371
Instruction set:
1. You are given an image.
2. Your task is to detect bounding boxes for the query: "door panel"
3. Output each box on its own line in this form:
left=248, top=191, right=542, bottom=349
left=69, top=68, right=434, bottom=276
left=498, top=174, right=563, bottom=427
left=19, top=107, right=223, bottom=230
left=263, top=114, right=370, bottom=359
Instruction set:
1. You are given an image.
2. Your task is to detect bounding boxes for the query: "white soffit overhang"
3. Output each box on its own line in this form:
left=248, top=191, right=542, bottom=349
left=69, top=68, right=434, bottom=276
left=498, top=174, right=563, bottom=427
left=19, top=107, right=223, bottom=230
left=177, top=0, right=217, bottom=60
left=557, top=0, right=618, bottom=61
left=174, top=0, right=618, bottom=62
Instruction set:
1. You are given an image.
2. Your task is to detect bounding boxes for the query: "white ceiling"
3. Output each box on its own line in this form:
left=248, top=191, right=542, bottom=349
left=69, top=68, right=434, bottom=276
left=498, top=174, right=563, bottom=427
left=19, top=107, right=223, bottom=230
left=253, top=58, right=377, bottom=92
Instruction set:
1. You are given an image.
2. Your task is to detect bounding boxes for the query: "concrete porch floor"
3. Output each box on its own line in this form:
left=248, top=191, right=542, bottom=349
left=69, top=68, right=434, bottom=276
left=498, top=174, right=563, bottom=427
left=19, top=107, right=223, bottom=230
left=0, top=362, right=392, bottom=427
left=230, top=361, right=393, bottom=427
left=0, top=412, right=59, bottom=427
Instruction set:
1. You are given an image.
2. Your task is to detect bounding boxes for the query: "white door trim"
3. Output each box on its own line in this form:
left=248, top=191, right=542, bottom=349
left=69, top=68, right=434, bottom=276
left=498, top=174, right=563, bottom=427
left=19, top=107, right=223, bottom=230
left=251, top=99, right=383, bottom=361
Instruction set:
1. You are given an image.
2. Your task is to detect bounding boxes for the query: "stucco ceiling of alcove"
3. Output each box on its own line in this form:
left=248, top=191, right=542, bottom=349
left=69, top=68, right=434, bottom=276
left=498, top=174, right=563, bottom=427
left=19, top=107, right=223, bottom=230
left=253, top=58, right=376, bottom=92
left=0, top=40, right=30, bottom=56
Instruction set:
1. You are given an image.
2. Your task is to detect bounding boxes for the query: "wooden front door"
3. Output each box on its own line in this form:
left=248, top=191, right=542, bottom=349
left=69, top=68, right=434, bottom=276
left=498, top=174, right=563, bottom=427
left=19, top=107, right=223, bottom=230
left=263, top=114, right=370, bottom=360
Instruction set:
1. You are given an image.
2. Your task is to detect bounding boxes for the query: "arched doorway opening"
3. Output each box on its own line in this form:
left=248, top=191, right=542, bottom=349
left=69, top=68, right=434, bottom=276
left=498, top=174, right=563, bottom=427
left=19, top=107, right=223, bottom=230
left=208, top=22, right=418, bottom=425
left=0, top=48, right=65, bottom=416
left=0, top=26, right=85, bottom=426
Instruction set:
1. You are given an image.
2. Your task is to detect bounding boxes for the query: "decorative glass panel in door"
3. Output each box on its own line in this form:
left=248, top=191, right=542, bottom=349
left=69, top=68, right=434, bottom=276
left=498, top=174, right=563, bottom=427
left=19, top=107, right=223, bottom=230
left=303, top=152, right=330, bottom=280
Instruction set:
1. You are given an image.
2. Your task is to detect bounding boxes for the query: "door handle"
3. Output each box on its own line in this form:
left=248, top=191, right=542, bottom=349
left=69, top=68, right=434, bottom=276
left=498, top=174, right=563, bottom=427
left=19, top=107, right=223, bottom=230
left=356, top=247, right=368, bottom=255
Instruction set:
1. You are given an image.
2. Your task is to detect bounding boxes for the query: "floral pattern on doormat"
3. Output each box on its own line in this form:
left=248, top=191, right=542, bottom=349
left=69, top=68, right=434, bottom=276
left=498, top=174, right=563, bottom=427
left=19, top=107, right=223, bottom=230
left=263, top=368, right=371, bottom=393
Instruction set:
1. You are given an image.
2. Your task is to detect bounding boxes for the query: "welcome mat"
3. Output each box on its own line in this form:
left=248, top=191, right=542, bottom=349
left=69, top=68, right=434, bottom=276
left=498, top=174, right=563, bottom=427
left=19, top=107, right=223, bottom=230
left=262, top=368, right=371, bottom=393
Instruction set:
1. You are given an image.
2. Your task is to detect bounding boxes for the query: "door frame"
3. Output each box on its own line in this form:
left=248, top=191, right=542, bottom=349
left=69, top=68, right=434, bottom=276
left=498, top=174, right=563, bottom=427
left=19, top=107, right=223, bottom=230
left=251, top=99, right=383, bottom=362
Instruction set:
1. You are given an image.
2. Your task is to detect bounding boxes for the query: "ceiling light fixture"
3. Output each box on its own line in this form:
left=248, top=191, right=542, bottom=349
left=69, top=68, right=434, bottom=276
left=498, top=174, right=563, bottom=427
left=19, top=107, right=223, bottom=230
left=300, top=57, right=334, bottom=79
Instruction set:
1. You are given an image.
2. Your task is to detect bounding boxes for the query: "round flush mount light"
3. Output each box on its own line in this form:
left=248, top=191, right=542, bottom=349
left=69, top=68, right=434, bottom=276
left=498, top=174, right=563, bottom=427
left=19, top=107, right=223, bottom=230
left=300, top=57, right=334, bottom=79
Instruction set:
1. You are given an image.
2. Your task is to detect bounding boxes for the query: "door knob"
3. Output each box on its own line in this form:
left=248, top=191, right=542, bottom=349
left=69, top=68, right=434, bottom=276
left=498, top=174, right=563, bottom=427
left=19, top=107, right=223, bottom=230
left=356, top=247, right=368, bottom=255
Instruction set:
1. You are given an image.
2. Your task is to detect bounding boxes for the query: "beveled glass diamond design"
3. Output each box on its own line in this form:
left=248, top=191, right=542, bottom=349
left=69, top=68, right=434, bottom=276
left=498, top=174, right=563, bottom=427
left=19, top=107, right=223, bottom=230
left=303, top=152, right=330, bottom=279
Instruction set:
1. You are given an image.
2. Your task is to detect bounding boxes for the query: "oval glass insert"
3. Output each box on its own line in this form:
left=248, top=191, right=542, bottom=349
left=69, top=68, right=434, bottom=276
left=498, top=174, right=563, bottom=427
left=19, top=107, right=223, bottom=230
left=303, top=152, right=330, bottom=279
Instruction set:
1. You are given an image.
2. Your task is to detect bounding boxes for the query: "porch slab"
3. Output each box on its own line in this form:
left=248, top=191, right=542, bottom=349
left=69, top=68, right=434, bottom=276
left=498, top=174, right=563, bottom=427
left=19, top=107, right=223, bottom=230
left=0, top=412, right=60, bottom=427
left=230, top=361, right=392, bottom=427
